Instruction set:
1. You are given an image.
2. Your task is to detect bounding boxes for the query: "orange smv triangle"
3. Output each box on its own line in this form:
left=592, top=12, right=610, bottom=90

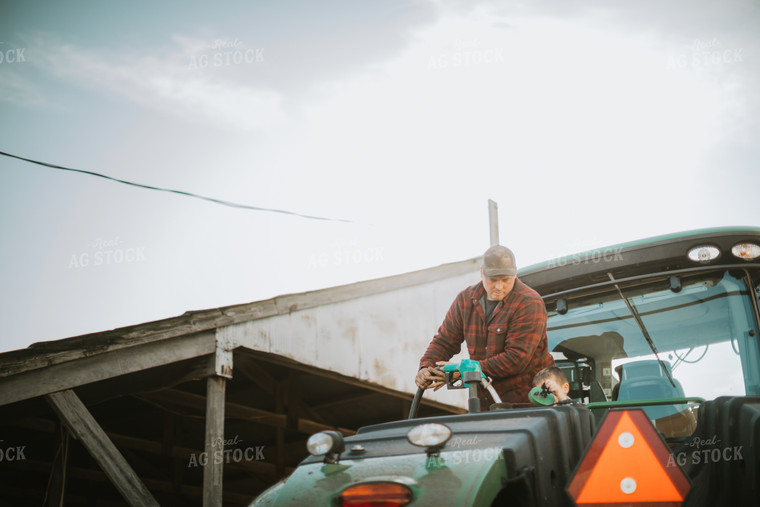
left=568, top=409, right=691, bottom=505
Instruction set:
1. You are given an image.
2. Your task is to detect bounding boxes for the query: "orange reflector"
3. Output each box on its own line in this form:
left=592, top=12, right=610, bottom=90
left=338, top=482, right=413, bottom=507
left=568, top=409, right=691, bottom=506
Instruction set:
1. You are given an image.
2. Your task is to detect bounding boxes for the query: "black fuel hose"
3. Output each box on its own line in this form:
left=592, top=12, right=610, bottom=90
left=408, top=388, right=424, bottom=419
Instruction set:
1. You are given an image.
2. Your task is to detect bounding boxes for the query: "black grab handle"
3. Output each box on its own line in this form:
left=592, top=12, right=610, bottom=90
left=408, top=387, right=424, bottom=419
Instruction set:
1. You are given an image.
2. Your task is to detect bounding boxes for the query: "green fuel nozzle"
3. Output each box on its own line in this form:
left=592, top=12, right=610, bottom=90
left=437, top=359, right=485, bottom=389
left=436, top=360, right=490, bottom=413
left=528, top=383, right=556, bottom=406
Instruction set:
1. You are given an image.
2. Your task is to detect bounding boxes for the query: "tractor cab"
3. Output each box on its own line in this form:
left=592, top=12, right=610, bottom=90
left=534, top=260, right=760, bottom=443
left=251, top=228, right=760, bottom=506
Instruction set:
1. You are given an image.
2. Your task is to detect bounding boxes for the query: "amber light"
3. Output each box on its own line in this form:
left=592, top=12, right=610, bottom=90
left=732, top=242, right=760, bottom=260
left=338, top=483, right=413, bottom=507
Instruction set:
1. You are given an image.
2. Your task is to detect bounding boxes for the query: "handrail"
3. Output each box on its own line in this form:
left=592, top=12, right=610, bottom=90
left=586, top=397, right=704, bottom=409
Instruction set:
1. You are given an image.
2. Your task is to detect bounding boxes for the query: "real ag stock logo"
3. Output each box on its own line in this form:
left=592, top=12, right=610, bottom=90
left=68, top=236, right=147, bottom=269
left=0, top=440, right=27, bottom=463
left=546, top=247, right=624, bottom=269
left=667, top=38, right=744, bottom=70
left=0, top=42, right=26, bottom=65
left=307, top=236, right=385, bottom=270
left=427, top=39, right=504, bottom=70
left=187, top=435, right=265, bottom=468
left=188, top=38, right=265, bottom=70
left=666, top=435, right=744, bottom=467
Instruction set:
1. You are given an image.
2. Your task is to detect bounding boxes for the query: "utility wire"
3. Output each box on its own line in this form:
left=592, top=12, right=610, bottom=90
left=0, top=150, right=352, bottom=223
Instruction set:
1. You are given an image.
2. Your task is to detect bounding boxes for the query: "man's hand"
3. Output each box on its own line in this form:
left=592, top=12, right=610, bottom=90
left=415, top=362, right=461, bottom=391
left=415, top=366, right=445, bottom=390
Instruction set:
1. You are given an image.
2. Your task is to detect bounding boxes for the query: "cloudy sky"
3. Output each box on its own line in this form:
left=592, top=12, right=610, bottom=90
left=1, top=0, right=758, bottom=353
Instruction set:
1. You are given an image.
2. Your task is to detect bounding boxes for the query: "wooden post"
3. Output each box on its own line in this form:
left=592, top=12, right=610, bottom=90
left=202, top=376, right=226, bottom=507
left=46, top=390, right=160, bottom=507
left=274, top=379, right=287, bottom=477
left=488, top=199, right=499, bottom=247
left=202, top=335, right=233, bottom=507
left=45, top=425, right=69, bottom=507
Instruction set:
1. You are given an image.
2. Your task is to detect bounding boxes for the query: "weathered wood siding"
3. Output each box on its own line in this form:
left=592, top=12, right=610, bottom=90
left=219, top=268, right=481, bottom=406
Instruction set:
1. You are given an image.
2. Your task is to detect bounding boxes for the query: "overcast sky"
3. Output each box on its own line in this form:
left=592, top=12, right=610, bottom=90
left=1, top=0, right=758, bottom=353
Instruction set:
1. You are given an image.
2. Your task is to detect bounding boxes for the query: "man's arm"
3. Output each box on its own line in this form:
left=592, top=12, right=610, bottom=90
left=418, top=293, right=466, bottom=369
left=416, top=293, right=466, bottom=389
left=480, top=297, right=547, bottom=379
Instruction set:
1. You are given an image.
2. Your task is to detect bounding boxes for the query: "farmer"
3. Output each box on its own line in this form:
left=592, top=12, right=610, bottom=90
left=415, top=245, right=554, bottom=408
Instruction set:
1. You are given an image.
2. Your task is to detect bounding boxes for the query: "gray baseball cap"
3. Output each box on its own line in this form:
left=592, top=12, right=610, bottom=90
left=482, top=245, right=517, bottom=277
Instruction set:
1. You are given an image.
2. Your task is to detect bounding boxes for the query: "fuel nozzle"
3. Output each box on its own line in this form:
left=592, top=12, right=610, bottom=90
left=435, top=365, right=463, bottom=389
left=435, top=360, right=496, bottom=413
left=528, top=382, right=556, bottom=406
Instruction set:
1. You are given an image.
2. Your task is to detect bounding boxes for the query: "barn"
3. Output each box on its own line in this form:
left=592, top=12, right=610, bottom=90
left=0, top=257, right=480, bottom=506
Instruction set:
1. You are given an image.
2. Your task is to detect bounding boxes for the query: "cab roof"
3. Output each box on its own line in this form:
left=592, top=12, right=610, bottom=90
left=518, top=226, right=760, bottom=297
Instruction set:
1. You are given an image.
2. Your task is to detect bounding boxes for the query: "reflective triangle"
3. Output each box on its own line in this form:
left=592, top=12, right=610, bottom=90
left=568, top=409, right=691, bottom=505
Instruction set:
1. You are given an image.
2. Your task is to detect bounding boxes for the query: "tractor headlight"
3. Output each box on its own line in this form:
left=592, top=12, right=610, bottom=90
left=307, top=431, right=345, bottom=457
left=687, top=245, right=721, bottom=264
left=406, top=423, right=452, bottom=449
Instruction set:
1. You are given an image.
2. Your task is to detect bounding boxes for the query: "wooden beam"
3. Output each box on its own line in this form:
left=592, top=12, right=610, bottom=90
left=239, top=351, right=466, bottom=415
left=1, top=332, right=216, bottom=407
left=203, top=376, right=226, bottom=507
left=70, top=354, right=216, bottom=408
left=136, top=389, right=356, bottom=435
left=313, top=391, right=382, bottom=410
left=234, top=354, right=277, bottom=394
left=170, top=354, right=218, bottom=386
left=138, top=389, right=287, bottom=427
left=11, top=416, right=293, bottom=476
left=235, top=355, right=330, bottom=425
left=46, top=390, right=159, bottom=507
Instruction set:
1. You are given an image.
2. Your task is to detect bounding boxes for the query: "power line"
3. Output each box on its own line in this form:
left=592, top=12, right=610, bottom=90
left=0, top=150, right=352, bottom=223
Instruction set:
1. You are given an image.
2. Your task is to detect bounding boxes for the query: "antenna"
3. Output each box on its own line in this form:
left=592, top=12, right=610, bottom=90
left=488, top=199, right=499, bottom=246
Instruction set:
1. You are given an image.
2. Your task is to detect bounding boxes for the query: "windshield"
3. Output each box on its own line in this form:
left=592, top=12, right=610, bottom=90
left=546, top=269, right=760, bottom=404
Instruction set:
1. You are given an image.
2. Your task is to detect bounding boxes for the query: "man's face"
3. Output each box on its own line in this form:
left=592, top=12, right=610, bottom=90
left=481, top=270, right=516, bottom=301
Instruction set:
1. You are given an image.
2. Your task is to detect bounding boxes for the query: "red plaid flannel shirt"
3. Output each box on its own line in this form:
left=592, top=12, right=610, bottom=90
left=419, top=278, right=554, bottom=406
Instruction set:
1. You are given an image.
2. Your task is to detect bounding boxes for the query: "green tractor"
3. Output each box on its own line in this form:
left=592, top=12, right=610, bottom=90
left=251, top=227, right=760, bottom=506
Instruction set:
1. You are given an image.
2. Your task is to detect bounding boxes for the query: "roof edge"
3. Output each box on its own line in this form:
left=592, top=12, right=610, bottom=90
left=0, top=257, right=481, bottom=374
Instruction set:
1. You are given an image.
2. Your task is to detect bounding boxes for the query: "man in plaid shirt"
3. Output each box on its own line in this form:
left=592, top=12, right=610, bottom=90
left=415, top=245, right=554, bottom=408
